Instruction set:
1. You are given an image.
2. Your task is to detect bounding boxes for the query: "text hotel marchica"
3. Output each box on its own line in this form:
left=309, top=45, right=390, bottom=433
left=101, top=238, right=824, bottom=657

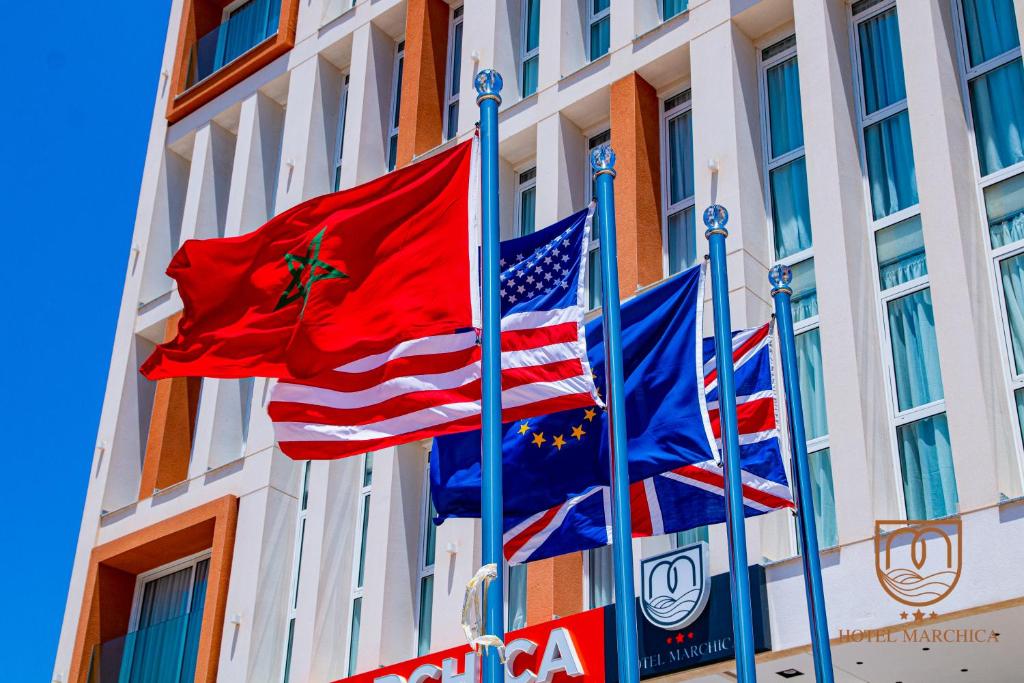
left=54, top=0, right=1024, bottom=681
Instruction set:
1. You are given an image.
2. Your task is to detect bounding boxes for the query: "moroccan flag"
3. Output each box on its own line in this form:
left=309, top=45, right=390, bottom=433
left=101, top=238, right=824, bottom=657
left=141, top=140, right=478, bottom=380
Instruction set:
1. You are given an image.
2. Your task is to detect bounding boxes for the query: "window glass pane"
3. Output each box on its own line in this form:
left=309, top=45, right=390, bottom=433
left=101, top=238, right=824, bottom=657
left=807, top=448, right=838, bottom=547
left=999, top=252, right=1024, bottom=375
left=416, top=575, right=434, bottom=655
left=222, top=0, right=279, bottom=65
left=969, top=59, right=1024, bottom=176
left=282, top=618, right=296, bottom=683
left=593, top=0, right=610, bottom=12
left=588, top=546, right=614, bottom=607
left=864, top=110, right=919, bottom=220
left=239, top=377, right=254, bottom=448
left=363, top=453, right=374, bottom=486
left=519, top=185, right=536, bottom=235
left=450, top=21, right=463, bottom=98
left=897, top=413, right=958, bottom=520
left=984, top=171, right=1024, bottom=248
left=522, top=55, right=539, bottom=98
left=875, top=214, right=927, bottom=289
left=1015, top=388, right=1024, bottom=438
left=795, top=328, right=828, bottom=440
left=887, top=288, right=944, bottom=411
left=590, top=17, right=610, bottom=60
left=673, top=525, right=708, bottom=548
left=423, top=493, right=437, bottom=567
left=770, top=156, right=812, bottom=258
left=667, top=208, right=696, bottom=275
left=293, top=519, right=306, bottom=608
left=667, top=109, right=694, bottom=205
left=766, top=56, right=804, bottom=157
left=392, top=55, right=404, bottom=129
left=447, top=102, right=459, bottom=140
left=857, top=7, right=907, bottom=114
left=525, top=0, right=541, bottom=52
left=347, top=597, right=362, bottom=675
left=356, top=495, right=371, bottom=588
left=180, top=560, right=209, bottom=682
left=588, top=247, right=602, bottom=310
left=388, top=134, right=398, bottom=172
left=662, top=0, right=688, bottom=21
left=961, top=0, right=1020, bottom=67
left=507, top=564, right=528, bottom=631
left=790, top=258, right=818, bottom=322
left=301, top=461, right=311, bottom=511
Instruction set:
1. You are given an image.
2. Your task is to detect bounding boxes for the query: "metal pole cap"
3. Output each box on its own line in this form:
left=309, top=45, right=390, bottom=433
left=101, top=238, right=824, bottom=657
left=474, top=69, right=504, bottom=105
left=769, top=263, right=793, bottom=296
left=590, top=143, right=616, bottom=178
left=703, top=204, right=729, bottom=238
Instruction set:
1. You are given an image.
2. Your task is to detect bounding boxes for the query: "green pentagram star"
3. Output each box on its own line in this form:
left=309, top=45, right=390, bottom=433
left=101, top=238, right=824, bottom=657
left=275, top=227, right=349, bottom=314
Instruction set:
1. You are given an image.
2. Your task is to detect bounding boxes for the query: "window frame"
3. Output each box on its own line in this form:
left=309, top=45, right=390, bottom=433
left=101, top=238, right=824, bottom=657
left=660, top=87, right=696, bottom=278
left=585, top=128, right=611, bottom=311
left=850, top=0, right=951, bottom=518
left=514, top=165, right=538, bottom=237
left=412, top=455, right=436, bottom=656
left=387, top=41, right=406, bottom=172
left=345, top=453, right=374, bottom=676
left=128, top=550, right=213, bottom=632
left=333, top=74, right=350, bottom=191
left=280, top=460, right=312, bottom=683
left=443, top=6, right=464, bottom=142
left=582, top=544, right=614, bottom=610
left=587, top=0, right=611, bottom=62
left=521, top=0, right=540, bottom=98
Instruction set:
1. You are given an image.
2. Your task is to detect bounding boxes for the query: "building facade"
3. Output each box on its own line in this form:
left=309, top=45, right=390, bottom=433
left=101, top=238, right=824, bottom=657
left=55, top=0, right=1024, bottom=681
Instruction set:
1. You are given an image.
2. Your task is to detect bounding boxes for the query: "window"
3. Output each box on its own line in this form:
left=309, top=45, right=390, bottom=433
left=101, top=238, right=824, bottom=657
left=586, top=130, right=611, bottom=310
left=346, top=453, right=374, bottom=675
left=852, top=0, right=957, bottom=520
left=281, top=461, right=312, bottom=683
left=662, top=90, right=695, bottom=276
left=444, top=7, right=464, bottom=141
left=585, top=545, right=614, bottom=608
left=122, top=553, right=211, bottom=683
left=239, top=377, right=255, bottom=456
left=588, top=0, right=610, bottom=62
left=333, top=75, right=350, bottom=191
left=673, top=525, right=708, bottom=548
left=415, top=461, right=436, bottom=656
left=521, top=0, right=540, bottom=97
left=662, top=0, right=688, bottom=22
left=760, top=36, right=837, bottom=544
left=515, top=167, right=537, bottom=236
left=188, top=0, right=282, bottom=88
left=387, top=42, right=405, bottom=172
left=507, top=563, right=527, bottom=631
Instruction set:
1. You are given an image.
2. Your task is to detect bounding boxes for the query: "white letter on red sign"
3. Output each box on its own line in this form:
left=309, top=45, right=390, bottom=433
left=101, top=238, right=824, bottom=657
left=504, top=638, right=539, bottom=683
left=536, top=629, right=584, bottom=683
left=443, top=652, right=477, bottom=683
left=410, top=664, right=442, bottom=683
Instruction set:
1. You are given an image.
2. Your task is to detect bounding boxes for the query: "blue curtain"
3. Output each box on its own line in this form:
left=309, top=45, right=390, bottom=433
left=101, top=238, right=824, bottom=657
left=875, top=215, right=928, bottom=289
left=898, top=413, right=958, bottom=520
left=663, top=0, right=688, bottom=21
left=985, top=171, right=1024, bottom=248
left=525, top=0, right=541, bottom=52
left=961, top=0, right=1019, bottom=67
left=519, top=186, right=536, bottom=236
left=667, top=110, right=694, bottom=205
left=857, top=8, right=907, bottom=115
left=770, top=157, right=813, bottom=259
left=767, top=56, right=804, bottom=157
left=668, top=208, right=696, bottom=275
left=522, top=56, right=539, bottom=98
left=808, top=448, right=838, bottom=548
left=1016, top=389, right=1024, bottom=439
left=999, top=253, right=1024, bottom=375
left=590, top=17, right=610, bottom=60
left=865, top=111, right=919, bottom=220
left=122, top=566, right=194, bottom=683
left=178, top=560, right=209, bottom=683
left=221, top=0, right=275, bottom=66
left=790, top=258, right=818, bottom=323
left=887, top=288, right=944, bottom=411
left=508, top=564, right=528, bottom=631
left=795, top=328, right=828, bottom=441
left=969, top=59, right=1024, bottom=176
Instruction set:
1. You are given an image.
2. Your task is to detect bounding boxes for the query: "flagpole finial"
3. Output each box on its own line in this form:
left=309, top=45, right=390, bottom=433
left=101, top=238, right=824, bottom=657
left=475, top=69, right=504, bottom=105
left=769, top=264, right=793, bottom=296
left=703, top=204, right=729, bottom=238
left=590, top=143, right=616, bottom=178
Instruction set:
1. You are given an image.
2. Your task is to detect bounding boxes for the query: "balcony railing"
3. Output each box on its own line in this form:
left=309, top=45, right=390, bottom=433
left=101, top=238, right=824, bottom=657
left=185, top=0, right=282, bottom=89
left=87, top=613, right=203, bottom=683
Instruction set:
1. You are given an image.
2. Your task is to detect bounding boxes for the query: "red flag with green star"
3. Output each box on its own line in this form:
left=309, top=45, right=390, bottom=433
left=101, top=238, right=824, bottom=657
left=141, top=140, right=477, bottom=380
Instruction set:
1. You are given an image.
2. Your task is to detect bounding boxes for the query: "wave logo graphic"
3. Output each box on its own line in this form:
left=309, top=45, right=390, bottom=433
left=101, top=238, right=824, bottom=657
left=875, top=519, right=962, bottom=607
left=640, top=542, right=710, bottom=630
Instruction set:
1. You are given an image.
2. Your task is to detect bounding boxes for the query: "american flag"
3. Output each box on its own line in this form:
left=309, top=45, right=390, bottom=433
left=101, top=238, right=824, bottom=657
left=503, top=323, right=794, bottom=564
left=269, top=208, right=601, bottom=460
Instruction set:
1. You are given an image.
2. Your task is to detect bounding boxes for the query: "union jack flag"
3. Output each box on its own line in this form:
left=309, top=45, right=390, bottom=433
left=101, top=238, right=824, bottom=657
left=502, top=324, right=794, bottom=564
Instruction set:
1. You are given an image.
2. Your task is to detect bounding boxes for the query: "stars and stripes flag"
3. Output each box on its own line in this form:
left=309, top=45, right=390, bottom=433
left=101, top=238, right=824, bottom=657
left=269, top=208, right=601, bottom=459
left=502, top=324, right=794, bottom=564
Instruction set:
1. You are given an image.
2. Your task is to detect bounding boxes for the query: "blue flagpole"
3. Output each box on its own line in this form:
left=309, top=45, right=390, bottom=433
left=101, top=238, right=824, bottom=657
left=474, top=69, right=505, bottom=683
left=703, top=205, right=758, bottom=683
left=591, top=144, right=640, bottom=683
left=769, top=265, right=834, bottom=683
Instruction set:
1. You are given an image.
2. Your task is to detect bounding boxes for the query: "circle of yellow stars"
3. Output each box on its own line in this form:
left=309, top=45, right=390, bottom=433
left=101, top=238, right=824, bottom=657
left=516, top=407, right=598, bottom=451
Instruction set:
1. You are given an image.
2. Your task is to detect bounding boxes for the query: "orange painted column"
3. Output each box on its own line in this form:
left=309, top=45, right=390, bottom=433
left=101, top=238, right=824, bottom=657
left=525, top=553, right=584, bottom=624
left=138, top=314, right=202, bottom=499
left=396, top=0, right=451, bottom=168
left=610, top=72, right=665, bottom=296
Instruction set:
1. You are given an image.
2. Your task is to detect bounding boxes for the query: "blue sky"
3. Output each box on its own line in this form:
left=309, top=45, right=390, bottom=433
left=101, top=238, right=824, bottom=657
left=0, top=2, right=169, bottom=679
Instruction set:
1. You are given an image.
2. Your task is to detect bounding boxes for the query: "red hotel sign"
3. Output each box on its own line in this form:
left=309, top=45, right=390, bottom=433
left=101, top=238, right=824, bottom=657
left=333, top=609, right=608, bottom=683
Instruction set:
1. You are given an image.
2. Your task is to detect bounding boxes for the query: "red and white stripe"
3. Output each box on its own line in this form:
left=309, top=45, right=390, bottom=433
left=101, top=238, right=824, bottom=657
left=703, top=324, right=770, bottom=394
left=269, top=307, right=599, bottom=460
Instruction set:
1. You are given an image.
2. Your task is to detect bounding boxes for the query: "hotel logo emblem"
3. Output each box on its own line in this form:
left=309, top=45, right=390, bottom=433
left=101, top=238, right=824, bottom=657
left=874, top=519, right=962, bottom=607
left=640, top=542, right=710, bottom=630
